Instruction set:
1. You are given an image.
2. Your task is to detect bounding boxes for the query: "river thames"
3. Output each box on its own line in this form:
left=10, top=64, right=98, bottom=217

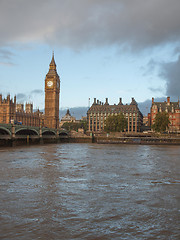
left=0, top=143, right=180, bottom=240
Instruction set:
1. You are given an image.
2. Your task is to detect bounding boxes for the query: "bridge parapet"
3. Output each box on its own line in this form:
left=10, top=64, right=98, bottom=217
left=0, top=124, right=69, bottom=139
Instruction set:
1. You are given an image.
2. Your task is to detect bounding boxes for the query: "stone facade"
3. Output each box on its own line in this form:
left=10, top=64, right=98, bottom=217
left=44, top=53, right=60, bottom=129
left=150, top=97, right=180, bottom=132
left=87, top=97, right=143, bottom=133
left=0, top=94, right=16, bottom=124
left=0, top=94, right=43, bottom=127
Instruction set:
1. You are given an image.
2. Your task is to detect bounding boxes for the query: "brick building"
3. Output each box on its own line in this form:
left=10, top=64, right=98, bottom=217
left=87, top=97, right=143, bottom=133
left=150, top=97, right=180, bottom=132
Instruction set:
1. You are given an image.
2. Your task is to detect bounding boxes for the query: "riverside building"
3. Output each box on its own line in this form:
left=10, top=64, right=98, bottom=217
left=87, top=98, right=143, bottom=133
left=0, top=94, right=43, bottom=127
left=150, top=97, right=180, bottom=132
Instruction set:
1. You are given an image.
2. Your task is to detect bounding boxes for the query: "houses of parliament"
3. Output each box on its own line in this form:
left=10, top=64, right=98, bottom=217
left=1, top=53, right=179, bottom=133
left=0, top=53, right=60, bottom=129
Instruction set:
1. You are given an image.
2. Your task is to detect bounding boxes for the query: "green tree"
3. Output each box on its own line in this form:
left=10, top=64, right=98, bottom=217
left=152, top=112, right=170, bottom=133
left=61, top=120, right=87, bottom=132
left=105, top=113, right=128, bottom=132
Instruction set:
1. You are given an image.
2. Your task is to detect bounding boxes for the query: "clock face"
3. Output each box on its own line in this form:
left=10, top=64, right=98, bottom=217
left=47, top=80, right=53, bottom=87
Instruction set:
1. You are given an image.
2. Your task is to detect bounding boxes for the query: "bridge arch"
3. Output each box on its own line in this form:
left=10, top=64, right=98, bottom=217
left=0, top=127, right=11, bottom=135
left=59, top=131, right=68, bottom=136
left=15, top=128, right=39, bottom=136
left=42, top=130, right=56, bottom=136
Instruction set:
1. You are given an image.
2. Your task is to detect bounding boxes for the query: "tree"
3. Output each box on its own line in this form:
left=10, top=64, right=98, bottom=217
left=61, top=120, right=87, bottom=132
left=105, top=113, right=128, bottom=132
left=152, top=112, right=170, bottom=133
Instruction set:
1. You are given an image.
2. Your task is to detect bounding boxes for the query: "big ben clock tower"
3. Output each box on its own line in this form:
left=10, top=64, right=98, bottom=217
left=45, top=52, right=60, bottom=129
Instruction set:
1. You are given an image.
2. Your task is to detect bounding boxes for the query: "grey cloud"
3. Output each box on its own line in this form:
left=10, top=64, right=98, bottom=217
left=173, top=46, right=180, bottom=55
left=148, top=87, right=162, bottom=93
left=0, top=49, right=14, bottom=59
left=0, top=48, right=16, bottom=65
left=16, top=93, right=27, bottom=102
left=31, top=89, right=43, bottom=94
left=0, top=0, right=180, bottom=51
left=16, top=90, right=44, bottom=103
left=142, top=59, right=158, bottom=76
left=160, top=56, right=180, bottom=98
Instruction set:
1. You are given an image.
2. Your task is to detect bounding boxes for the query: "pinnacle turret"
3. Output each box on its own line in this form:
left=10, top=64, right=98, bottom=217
left=49, top=51, right=56, bottom=70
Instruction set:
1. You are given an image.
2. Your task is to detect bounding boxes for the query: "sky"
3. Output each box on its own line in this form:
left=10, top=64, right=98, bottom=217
left=0, top=0, right=180, bottom=111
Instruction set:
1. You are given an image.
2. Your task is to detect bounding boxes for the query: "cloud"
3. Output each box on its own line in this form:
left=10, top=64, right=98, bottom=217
left=160, top=56, right=180, bottom=98
left=0, top=48, right=16, bottom=65
left=0, top=62, right=15, bottom=66
left=148, top=87, right=162, bottom=93
left=0, top=0, right=180, bottom=51
left=16, top=93, right=27, bottom=102
left=0, top=49, right=14, bottom=59
left=141, top=59, right=158, bottom=76
left=31, top=89, right=43, bottom=95
left=16, top=89, right=43, bottom=103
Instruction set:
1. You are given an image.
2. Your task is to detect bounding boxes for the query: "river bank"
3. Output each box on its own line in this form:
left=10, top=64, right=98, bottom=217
left=1, top=132, right=180, bottom=147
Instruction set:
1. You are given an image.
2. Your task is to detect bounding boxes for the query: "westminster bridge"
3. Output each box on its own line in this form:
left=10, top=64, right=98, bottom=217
left=0, top=123, right=69, bottom=146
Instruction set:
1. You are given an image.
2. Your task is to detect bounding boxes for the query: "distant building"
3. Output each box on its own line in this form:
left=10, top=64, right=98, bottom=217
left=143, top=115, right=149, bottom=126
left=81, top=116, right=87, bottom=122
left=87, top=97, right=143, bottom=133
left=60, top=109, right=76, bottom=127
left=150, top=97, right=180, bottom=132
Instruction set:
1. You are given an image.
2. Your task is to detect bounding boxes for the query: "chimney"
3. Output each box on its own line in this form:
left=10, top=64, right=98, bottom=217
left=105, top=98, right=108, bottom=104
left=119, top=98, right=122, bottom=105
left=152, top=97, right=154, bottom=104
left=167, top=97, right=170, bottom=105
left=0, top=94, right=2, bottom=102
left=97, top=100, right=99, bottom=105
left=94, top=98, right=96, bottom=104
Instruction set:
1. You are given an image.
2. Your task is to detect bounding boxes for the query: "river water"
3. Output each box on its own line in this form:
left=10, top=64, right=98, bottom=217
left=0, top=143, right=180, bottom=240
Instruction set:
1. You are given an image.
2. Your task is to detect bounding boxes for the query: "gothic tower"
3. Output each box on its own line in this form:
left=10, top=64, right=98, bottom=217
left=45, top=53, right=60, bottom=129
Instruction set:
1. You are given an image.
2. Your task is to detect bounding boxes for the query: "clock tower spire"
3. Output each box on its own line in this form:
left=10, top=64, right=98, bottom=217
left=44, top=52, right=60, bottom=129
